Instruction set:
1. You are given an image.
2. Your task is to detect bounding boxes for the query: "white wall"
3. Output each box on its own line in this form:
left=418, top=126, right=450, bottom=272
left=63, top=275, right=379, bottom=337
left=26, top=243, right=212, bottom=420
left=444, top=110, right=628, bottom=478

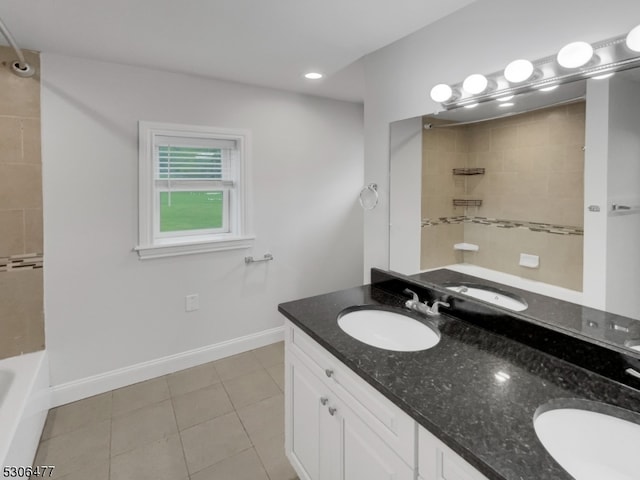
left=42, top=54, right=363, bottom=387
left=362, top=0, right=640, bottom=281
left=605, top=74, right=640, bottom=319
left=389, top=116, right=422, bottom=273
left=583, top=79, right=609, bottom=309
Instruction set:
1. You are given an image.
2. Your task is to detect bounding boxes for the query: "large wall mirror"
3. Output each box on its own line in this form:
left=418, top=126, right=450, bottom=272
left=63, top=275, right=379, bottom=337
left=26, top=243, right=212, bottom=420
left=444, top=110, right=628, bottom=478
left=389, top=67, right=640, bottom=341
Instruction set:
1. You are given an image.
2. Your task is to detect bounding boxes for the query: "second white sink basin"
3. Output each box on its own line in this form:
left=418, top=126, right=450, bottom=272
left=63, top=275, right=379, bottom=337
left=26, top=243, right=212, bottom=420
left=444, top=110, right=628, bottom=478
left=534, top=404, right=640, bottom=480
left=337, top=308, right=440, bottom=352
left=446, top=285, right=528, bottom=311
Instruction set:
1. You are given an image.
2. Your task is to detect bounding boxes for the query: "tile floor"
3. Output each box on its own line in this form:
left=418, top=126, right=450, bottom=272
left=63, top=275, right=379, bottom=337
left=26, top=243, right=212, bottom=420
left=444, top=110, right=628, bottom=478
left=33, top=342, right=299, bottom=480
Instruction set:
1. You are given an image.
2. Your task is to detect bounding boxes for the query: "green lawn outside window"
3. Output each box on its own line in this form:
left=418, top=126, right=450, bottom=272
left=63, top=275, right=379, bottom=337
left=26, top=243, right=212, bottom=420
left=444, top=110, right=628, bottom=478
left=160, top=191, right=224, bottom=232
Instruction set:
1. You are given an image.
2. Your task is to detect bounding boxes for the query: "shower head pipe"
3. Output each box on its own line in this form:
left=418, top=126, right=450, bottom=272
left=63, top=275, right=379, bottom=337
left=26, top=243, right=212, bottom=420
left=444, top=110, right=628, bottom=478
left=0, top=16, right=35, bottom=77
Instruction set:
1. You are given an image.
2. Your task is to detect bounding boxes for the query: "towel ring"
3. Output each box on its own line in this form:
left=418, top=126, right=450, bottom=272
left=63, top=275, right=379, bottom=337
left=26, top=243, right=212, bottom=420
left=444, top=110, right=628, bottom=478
left=359, top=183, right=379, bottom=210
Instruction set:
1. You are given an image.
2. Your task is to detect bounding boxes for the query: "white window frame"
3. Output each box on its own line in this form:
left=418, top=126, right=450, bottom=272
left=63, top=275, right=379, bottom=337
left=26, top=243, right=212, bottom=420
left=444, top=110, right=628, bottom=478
left=135, top=121, right=254, bottom=259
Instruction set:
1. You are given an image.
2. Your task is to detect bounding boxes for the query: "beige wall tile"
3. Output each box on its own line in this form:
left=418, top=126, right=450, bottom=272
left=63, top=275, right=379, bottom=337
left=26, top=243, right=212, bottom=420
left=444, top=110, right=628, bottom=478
left=0, top=48, right=40, bottom=118
left=423, top=174, right=457, bottom=197
left=467, top=127, right=490, bottom=152
left=22, top=118, right=41, bottom=164
left=420, top=224, right=463, bottom=270
left=0, top=164, right=42, bottom=209
left=0, top=209, right=24, bottom=256
left=421, top=102, right=584, bottom=291
left=0, top=47, right=42, bottom=361
left=548, top=173, right=583, bottom=199
left=423, top=195, right=456, bottom=219
left=24, top=208, right=43, bottom=253
left=517, top=120, right=550, bottom=148
left=476, top=194, right=503, bottom=218
left=0, top=117, right=22, bottom=163
left=490, top=124, right=519, bottom=150
left=0, top=269, right=44, bottom=359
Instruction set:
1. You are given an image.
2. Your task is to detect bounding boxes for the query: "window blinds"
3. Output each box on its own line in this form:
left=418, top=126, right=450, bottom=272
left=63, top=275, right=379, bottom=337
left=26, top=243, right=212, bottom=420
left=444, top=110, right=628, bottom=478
left=154, top=135, right=237, bottom=185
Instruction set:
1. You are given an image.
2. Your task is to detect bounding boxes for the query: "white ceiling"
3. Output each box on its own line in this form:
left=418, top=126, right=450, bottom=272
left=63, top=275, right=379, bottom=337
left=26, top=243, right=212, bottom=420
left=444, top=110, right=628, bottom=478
left=0, top=0, right=475, bottom=102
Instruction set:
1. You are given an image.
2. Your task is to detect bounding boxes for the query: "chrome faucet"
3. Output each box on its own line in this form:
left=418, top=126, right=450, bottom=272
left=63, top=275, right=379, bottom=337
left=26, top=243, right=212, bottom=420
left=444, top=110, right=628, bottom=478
left=403, top=289, right=450, bottom=316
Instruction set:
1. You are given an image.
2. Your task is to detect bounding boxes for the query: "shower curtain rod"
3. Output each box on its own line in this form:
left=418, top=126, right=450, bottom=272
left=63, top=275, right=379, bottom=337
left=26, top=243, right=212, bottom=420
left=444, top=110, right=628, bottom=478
left=0, top=16, right=35, bottom=77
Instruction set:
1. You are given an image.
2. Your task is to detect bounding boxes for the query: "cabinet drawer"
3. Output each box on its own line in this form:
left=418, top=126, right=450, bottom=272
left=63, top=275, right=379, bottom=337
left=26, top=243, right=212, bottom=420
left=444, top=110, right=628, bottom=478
left=286, top=321, right=415, bottom=466
left=419, top=427, right=489, bottom=480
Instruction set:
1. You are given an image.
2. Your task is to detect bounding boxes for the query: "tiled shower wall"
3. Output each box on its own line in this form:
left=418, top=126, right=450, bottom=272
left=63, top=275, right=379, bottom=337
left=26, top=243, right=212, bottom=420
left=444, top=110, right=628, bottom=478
left=421, top=102, right=584, bottom=291
left=0, top=46, right=44, bottom=360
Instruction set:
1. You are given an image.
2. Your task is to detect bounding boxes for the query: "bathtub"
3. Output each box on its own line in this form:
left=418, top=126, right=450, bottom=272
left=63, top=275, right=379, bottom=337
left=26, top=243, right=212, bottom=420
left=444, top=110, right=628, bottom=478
left=0, top=351, right=50, bottom=469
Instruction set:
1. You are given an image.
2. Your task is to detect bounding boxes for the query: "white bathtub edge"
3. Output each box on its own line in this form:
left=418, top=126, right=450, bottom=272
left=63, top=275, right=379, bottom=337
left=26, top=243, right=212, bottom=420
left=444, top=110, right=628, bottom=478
left=1, top=350, right=50, bottom=470
left=50, top=326, right=284, bottom=407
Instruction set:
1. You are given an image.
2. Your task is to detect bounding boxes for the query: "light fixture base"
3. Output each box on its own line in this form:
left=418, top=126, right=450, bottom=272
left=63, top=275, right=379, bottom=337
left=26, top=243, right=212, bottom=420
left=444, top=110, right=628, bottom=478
left=11, top=61, right=35, bottom=78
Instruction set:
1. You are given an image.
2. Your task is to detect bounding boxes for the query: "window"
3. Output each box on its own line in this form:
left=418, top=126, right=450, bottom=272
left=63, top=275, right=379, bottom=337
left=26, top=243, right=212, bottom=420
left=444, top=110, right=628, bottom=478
left=136, top=122, right=253, bottom=259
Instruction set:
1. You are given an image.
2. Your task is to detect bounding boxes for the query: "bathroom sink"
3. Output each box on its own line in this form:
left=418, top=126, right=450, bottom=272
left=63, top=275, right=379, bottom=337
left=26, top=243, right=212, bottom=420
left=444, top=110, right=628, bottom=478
left=337, top=307, right=440, bottom=352
left=534, top=403, right=640, bottom=480
left=446, top=284, right=528, bottom=311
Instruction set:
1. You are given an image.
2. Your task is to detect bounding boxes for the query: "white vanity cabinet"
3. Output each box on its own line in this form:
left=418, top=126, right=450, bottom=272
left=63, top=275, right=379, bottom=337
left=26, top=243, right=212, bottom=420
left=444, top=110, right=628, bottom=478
left=418, top=427, right=489, bottom=480
left=284, top=321, right=415, bottom=480
left=284, top=320, right=491, bottom=480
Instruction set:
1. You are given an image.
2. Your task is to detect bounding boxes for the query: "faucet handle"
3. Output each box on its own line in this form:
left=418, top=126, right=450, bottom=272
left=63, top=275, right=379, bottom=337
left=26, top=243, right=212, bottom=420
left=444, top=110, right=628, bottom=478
left=429, top=300, right=450, bottom=315
left=403, top=288, right=419, bottom=302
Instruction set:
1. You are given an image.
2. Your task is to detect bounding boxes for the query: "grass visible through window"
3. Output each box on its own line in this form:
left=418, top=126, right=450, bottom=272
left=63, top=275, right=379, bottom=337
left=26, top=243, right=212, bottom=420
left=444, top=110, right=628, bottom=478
left=160, top=191, right=224, bottom=232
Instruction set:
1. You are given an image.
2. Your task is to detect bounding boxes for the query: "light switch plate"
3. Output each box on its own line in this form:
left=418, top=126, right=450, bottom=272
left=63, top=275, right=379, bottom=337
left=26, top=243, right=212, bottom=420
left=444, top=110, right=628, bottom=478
left=185, top=294, right=199, bottom=312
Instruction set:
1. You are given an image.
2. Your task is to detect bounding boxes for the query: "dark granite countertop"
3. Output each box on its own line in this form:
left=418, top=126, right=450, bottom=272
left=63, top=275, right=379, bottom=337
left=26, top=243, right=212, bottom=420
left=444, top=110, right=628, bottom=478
left=409, top=268, right=640, bottom=357
left=277, top=270, right=640, bottom=480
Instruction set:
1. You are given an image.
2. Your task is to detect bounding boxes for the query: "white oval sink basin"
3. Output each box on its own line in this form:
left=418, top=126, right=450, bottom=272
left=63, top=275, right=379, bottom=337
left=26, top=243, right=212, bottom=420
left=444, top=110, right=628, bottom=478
left=446, top=285, right=528, bottom=311
left=534, top=406, right=640, bottom=480
left=337, top=308, right=440, bottom=352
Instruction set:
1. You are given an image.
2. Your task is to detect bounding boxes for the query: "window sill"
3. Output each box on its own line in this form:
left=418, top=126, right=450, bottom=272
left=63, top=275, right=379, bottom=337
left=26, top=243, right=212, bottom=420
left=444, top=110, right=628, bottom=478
left=134, top=235, right=255, bottom=260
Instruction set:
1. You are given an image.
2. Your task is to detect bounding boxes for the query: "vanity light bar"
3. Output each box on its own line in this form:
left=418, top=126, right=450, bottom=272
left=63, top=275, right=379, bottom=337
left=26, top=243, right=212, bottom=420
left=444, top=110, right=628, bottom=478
left=431, top=24, right=640, bottom=109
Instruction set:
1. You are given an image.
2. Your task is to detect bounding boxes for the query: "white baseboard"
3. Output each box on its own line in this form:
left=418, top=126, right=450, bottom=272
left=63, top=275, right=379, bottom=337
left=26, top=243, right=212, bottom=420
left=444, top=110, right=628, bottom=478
left=50, top=326, right=284, bottom=407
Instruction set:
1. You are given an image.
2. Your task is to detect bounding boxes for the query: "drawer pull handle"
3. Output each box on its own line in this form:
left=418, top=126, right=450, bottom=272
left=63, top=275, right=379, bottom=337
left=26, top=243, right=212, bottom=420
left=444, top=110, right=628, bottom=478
left=320, top=396, right=329, bottom=405
left=325, top=369, right=334, bottom=378
left=328, top=406, right=337, bottom=416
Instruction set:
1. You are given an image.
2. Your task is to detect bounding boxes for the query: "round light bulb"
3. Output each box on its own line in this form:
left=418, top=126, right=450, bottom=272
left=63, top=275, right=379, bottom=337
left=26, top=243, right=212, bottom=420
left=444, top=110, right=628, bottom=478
left=430, top=84, right=454, bottom=103
left=557, top=41, right=594, bottom=68
left=504, top=59, right=535, bottom=83
left=463, top=74, right=489, bottom=95
left=304, top=72, right=323, bottom=80
left=626, top=24, right=640, bottom=52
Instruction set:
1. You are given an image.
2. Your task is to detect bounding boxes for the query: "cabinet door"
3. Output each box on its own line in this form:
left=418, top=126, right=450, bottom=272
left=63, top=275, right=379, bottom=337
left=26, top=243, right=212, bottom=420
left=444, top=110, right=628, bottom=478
left=286, top=353, right=325, bottom=480
left=341, top=400, right=414, bottom=480
left=419, top=427, right=488, bottom=480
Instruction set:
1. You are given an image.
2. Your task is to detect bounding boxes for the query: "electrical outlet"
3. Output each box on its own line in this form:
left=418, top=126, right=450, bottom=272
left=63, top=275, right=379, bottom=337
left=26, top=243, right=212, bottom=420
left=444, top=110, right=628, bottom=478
left=185, top=294, right=199, bottom=312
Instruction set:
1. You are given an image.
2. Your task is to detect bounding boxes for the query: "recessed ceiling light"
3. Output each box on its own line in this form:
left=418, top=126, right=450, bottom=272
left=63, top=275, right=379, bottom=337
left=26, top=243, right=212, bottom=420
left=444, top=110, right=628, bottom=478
left=430, top=84, right=454, bottom=103
left=304, top=72, right=323, bottom=80
left=626, top=24, right=640, bottom=52
left=498, top=102, right=514, bottom=108
left=496, top=95, right=514, bottom=102
left=538, top=85, right=559, bottom=92
left=464, top=103, right=479, bottom=109
left=463, top=74, right=489, bottom=95
left=504, top=59, right=535, bottom=83
left=557, top=41, right=594, bottom=68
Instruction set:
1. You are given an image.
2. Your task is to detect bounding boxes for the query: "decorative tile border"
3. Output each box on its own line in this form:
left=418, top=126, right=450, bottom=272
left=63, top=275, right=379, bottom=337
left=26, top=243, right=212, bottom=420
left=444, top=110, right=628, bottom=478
left=421, top=216, right=583, bottom=236
left=0, top=253, right=44, bottom=272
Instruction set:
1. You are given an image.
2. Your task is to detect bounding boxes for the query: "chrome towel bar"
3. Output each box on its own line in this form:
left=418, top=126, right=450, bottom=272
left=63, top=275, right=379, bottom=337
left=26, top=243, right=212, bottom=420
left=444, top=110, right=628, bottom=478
left=245, top=253, right=274, bottom=264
